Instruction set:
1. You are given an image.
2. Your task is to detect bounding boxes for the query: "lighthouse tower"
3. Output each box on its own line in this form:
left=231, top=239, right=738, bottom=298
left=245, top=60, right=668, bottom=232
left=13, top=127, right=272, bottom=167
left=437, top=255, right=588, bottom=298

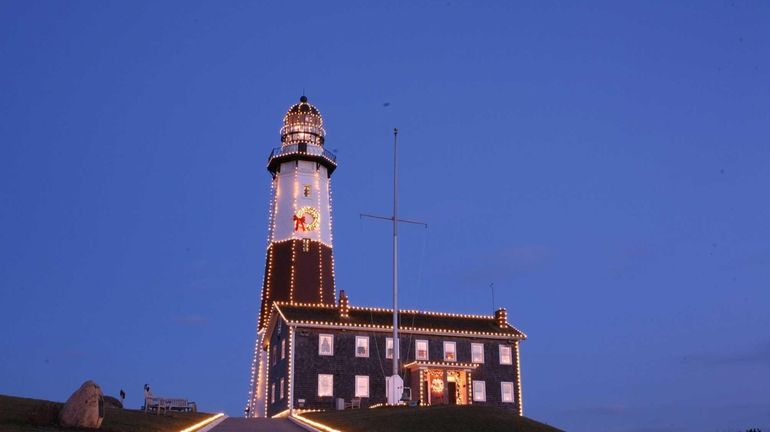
left=246, top=96, right=338, bottom=417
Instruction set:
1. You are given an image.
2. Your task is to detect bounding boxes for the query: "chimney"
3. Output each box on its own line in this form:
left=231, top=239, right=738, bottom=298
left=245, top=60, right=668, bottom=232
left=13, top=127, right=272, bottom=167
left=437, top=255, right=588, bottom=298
left=494, top=307, right=508, bottom=328
left=338, top=290, right=349, bottom=318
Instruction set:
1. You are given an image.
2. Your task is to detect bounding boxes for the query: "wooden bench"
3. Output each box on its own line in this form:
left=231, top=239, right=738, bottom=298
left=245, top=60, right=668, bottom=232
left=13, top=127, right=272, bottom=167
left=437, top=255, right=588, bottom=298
left=144, top=397, right=197, bottom=415
left=344, top=398, right=361, bottom=409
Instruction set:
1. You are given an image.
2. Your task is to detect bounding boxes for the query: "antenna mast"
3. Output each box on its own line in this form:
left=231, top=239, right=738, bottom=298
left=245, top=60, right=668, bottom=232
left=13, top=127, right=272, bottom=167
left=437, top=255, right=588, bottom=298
left=360, top=128, right=427, bottom=405
left=392, top=128, right=399, bottom=378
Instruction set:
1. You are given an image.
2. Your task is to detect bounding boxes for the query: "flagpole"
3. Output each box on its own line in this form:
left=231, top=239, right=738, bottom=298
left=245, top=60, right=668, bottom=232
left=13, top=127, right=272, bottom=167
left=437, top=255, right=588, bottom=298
left=392, top=128, right=399, bottom=379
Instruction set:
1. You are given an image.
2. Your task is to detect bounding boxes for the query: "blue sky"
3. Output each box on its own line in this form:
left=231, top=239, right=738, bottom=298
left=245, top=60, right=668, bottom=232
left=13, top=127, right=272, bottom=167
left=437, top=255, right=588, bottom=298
left=1, top=2, right=769, bottom=431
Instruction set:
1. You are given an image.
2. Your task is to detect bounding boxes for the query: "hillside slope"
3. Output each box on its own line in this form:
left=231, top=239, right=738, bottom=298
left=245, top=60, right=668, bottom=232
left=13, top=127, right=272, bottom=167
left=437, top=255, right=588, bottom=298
left=0, top=394, right=211, bottom=432
left=304, top=405, right=564, bottom=432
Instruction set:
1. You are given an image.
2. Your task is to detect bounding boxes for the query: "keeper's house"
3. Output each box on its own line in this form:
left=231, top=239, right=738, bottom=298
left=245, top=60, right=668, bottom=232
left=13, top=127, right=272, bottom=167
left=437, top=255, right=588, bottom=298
left=261, top=291, right=525, bottom=417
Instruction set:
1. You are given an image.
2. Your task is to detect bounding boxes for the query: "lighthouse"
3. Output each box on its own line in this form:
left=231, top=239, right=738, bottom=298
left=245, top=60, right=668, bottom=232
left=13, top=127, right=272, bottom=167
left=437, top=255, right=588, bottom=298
left=246, top=96, right=338, bottom=417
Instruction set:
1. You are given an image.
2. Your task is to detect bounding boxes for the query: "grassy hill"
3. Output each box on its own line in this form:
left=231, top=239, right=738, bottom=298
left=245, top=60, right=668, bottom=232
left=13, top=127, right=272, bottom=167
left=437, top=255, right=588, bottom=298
left=304, top=405, right=564, bottom=432
left=0, top=394, right=212, bottom=432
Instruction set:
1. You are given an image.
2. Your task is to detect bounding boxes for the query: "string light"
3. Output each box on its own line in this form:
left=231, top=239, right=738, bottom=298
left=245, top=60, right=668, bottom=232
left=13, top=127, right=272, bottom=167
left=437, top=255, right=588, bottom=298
left=291, top=412, right=343, bottom=432
left=177, top=413, right=225, bottom=432
left=467, top=372, right=473, bottom=405
left=514, top=340, right=523, bottom=416
left=263, top=343, right=271, bottom=416
left=267, top=303, right=526, bottom=339
left=288, top=328, right=295, bottom=413
left=403, top=361, right=479, bottom=369
left=418, top=370, right=425, bottom=405
left=315, top=169, right=324, bottom=303
left=271, top=408, right=291, bottom=418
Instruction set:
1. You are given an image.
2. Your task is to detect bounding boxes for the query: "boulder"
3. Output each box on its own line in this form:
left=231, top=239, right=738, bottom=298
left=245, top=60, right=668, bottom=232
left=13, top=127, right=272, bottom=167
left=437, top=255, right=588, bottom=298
left=103, top=395, right=123, bottom=409
left=58, top=380, right=104, bottom=429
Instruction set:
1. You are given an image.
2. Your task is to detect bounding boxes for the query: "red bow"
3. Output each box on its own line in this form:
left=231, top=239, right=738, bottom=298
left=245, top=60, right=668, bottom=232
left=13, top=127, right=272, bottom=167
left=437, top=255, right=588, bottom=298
left=293, top=214, right=306, bottom=231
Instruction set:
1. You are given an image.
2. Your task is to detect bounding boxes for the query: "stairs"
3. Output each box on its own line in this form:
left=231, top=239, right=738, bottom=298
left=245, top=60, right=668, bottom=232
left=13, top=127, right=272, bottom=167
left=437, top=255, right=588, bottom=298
left=208, top=417, right=306, bottom=432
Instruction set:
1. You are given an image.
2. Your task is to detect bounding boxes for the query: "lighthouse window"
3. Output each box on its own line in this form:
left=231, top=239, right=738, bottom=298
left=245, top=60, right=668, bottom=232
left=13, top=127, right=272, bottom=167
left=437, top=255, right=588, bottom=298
left=280, top=378, right=285, bottom=400
left=281, top=339, right=286, bottom=359
left=499, top=345, right=512, bottom=365
left=318, top=374, right=333, bottom=397
left=415, top=340, right=429, bottom=360
left=319, top=334, right=334, bottom=356
left=355, top=375, right=369, bottom=398
left=303, top=184, right=311, bottom=197
left=471, top=343, right=484, bottom=364
left=472, top=380, right=486, bottom=402
left=302, top=238, right=311, bottom=252
left=355, top=336, right=370, bottom=357
left=443, top=341, right=457, bottom=362
left=501, top=382, right=514, bottom=403
left=385, top=337, right=395, bottom=359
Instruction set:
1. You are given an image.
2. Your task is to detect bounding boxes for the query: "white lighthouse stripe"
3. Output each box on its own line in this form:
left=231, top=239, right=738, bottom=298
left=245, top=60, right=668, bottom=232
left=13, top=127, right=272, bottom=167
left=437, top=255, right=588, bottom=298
left=271, top=159, right=333, bottom=245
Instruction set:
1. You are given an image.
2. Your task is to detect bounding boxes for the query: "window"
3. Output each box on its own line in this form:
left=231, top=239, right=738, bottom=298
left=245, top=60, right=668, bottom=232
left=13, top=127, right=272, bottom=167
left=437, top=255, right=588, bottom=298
left=318, top=374, right=333, bottom=397
left=319, top=334, right=334, bottom=356
left=355, top=375, right=369, bottom=398
left=471, top=343, right=484, bottom=364
left=355, top=336, right=369, bottom=357
left=280, top=378, right=285, bottom=400
left=281, top=339, right=286, bottom=360
left=303, top=184, right=311, bottom=198
left=501, top=382, right=514, bottom=403
left=386, top=337, right=393, bottom=359
left=272, top=345, right=277, bottom=365
left=415, top=340, right=429, bottom=360
left=499, top=345, right=512, bottom=365
left=443, top=341, right=456, bottom=362
left=271, top=383, right=276, bottom=403
left=472, top=380, right=486, bottom=402
left=302, top=238, right=311, bottom=252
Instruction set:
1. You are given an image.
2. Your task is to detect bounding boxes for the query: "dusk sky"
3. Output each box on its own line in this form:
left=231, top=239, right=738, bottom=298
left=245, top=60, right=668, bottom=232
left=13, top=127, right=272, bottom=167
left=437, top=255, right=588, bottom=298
left=1, top=2, right=769, bottom=431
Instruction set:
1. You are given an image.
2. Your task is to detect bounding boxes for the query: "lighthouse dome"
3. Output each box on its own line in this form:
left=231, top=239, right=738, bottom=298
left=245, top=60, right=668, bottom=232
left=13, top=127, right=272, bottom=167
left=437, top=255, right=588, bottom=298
left=281, top=96, right=325, bottom=146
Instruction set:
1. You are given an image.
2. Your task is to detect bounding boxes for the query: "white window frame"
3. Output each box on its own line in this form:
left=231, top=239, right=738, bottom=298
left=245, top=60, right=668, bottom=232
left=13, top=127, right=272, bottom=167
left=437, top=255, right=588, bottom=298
left=499, top=344, right=512, bottom=365
left=385, top=337, right=394, bottom=359
left=443, top=341, right=457, bottom=362
left=471, top=343, right=484, bottom=364
left=501, top=382, right=514, bottom=403
left=355, top=336, right=370, bottom=358
left=318, top=374, right=333, bottom=397
left=318, top=334, right=334, bottom=356
left=472, top=380, right=486, bottom=402
left=415, top=339, right=429, bottom=360
left=280, top=378, right=285, bottom=400
left=354, top=375, right=369, bottom=398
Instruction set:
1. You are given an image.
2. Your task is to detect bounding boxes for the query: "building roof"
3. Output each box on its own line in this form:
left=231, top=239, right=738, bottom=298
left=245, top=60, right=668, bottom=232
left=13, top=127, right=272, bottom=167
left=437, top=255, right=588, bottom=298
left=267, top=303, right=526, bottom=341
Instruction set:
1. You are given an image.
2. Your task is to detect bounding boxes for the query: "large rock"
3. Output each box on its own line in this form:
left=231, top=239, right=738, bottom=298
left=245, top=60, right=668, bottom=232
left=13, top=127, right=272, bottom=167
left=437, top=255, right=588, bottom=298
left=103, top=395, right=123, bottom=409
left=58, top=380, right=104, bottom=429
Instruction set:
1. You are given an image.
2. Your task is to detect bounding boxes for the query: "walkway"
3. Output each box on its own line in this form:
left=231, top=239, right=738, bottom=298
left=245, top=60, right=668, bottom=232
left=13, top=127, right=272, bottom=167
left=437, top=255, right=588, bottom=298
left=208, top=417, right=307, bottom=432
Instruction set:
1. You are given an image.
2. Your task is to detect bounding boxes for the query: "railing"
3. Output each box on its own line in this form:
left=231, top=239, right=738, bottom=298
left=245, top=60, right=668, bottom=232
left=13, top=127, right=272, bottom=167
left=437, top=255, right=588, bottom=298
left=268, top=144, right=337, bottom=164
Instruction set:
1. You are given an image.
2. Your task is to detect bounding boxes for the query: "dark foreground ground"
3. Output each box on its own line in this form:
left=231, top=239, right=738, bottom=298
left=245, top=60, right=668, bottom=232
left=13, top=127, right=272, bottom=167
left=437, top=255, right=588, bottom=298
left=0, top=394, right=212, bottom=432
left=304, top=404, right=565, bottom=432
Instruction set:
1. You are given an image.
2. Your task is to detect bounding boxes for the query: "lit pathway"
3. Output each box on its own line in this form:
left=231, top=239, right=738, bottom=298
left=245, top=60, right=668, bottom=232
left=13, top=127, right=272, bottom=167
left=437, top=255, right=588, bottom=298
left=207, top=417, right=307, bottom=432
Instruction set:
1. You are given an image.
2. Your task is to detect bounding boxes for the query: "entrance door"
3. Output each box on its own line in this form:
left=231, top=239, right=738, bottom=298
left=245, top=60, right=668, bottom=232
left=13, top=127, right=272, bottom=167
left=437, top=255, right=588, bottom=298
left=447, top=382, right=457, bottom=405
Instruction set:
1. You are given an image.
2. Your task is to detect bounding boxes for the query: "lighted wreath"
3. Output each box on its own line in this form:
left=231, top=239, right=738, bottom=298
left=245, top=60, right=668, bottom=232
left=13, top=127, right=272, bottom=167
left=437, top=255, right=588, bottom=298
left=431, top=378, right=444, bottom=393
left=293, top=206, right=320, bottom=232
